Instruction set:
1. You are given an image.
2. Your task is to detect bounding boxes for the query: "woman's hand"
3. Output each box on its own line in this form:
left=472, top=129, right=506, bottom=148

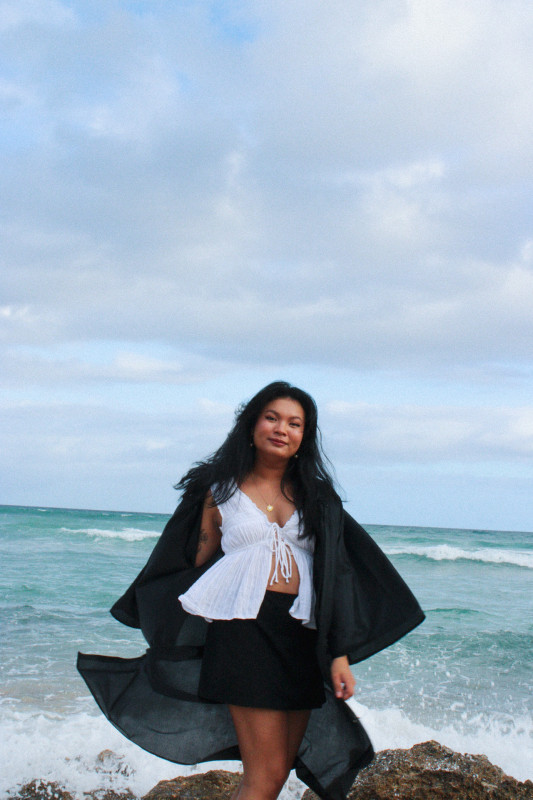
left=330, top=655, right=356, bottom=700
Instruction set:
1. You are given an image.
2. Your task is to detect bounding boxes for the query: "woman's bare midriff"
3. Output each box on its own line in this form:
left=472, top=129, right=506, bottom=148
left=267, top=549, right=301, bottom=594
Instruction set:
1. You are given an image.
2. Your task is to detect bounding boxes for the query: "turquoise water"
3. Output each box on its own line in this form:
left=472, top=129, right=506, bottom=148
left=1, top=505, right=532, bottom=795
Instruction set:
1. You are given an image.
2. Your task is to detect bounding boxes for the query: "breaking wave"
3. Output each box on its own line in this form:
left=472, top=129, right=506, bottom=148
left=385, top=544, right=533, bottom=569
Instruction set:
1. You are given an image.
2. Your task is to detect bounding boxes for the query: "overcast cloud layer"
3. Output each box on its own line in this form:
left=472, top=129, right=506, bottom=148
left=1, top=0, right=532, bottom=529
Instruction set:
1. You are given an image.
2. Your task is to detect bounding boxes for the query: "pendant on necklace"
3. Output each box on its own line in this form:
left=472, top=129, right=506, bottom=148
left=266, top=504, right=274, bottom=512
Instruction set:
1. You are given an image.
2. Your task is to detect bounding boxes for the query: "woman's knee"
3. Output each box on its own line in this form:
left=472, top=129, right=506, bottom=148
left=242, top=759, right=289, bottom=798
left=269, top=759, right=291, bottom=791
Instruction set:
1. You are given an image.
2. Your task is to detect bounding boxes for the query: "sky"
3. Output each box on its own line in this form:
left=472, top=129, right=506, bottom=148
left=1, top=0, right=533, bottom=531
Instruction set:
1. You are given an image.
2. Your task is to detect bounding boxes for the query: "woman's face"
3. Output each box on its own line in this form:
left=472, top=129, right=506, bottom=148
left=252, top=396, right=305, bottom=461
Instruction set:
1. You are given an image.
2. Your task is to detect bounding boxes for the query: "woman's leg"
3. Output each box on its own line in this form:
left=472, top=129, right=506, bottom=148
left=229, top=705, right=311, bottom=800
left=286, top=709, right=312, bottom=769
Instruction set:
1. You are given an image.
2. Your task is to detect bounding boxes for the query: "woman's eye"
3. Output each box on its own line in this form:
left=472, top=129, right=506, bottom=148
left=266, top=415, right=276, bottom=421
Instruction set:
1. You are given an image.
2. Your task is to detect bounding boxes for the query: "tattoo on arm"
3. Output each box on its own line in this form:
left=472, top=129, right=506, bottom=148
left=197, top=529, right=209, bottom=553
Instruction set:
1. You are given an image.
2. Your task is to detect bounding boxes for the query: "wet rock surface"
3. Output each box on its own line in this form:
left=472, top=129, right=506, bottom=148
left=7, top=771, right=241, bottom=800
left=8, top=742, right=533, bottom=800
left=142, top=770, right=241, bottom=799
left=8, top=782, right=137, bottom=800
left=10, top=781, right=75, bottom=800
left=302, top=740, right=533, bottom=799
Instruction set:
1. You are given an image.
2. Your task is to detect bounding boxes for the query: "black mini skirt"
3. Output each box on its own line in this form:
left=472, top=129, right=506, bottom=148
left=198, top=590, right=326, bottom=710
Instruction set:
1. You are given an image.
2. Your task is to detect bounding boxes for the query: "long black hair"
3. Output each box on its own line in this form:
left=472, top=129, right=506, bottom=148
left=175, top=381, right=339, bottom=540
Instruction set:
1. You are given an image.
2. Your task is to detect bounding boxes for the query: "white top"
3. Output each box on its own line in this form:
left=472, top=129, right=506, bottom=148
left=178, top=486, right=316, bottom=628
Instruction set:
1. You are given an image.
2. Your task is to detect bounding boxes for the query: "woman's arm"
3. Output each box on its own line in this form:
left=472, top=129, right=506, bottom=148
left=195, top=491, right=222, bottom=567
left=330, top=655, right=356, bottom=700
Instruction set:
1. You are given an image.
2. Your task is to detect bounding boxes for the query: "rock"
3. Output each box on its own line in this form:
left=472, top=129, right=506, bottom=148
left=10, top=744, right=532, bottom=800
left=84, top=793, right=135, bottom=800
left=9, top=781, right=74, bottom=800
left=96, top=751, right=117, bottom=764
left=142, top=770, right=241, bottom=800
left=302, top=740, right=533, bottom=800
left=8, top=782, right=135, bottom=800
left=94, top=750, right=134, bottom=778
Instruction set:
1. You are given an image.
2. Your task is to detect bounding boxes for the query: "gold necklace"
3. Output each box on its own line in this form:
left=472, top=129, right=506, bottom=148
left=253, top=479, right=282, bottom=512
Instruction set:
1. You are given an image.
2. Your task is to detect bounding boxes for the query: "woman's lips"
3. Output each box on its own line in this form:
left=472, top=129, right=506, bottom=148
left=269, top=438, right=286, bottom=446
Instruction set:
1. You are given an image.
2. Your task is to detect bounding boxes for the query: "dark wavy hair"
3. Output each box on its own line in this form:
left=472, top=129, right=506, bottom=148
left=175, top=381, right=338, bottom=540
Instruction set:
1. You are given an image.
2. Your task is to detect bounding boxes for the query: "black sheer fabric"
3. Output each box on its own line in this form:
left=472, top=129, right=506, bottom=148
left=77, top=491, right=424, bottom=800
left=77, top=650, right=373, bottom=799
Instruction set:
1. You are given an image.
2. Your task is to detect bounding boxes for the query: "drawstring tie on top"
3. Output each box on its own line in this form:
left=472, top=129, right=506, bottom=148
left=269, top=523, right=293, bottom=585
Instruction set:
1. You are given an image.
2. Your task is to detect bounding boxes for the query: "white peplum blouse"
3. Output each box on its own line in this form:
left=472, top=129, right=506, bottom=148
left=178, top=486, right=316, bottom=628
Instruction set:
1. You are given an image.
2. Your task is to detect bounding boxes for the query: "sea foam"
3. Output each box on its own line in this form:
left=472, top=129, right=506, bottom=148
left=59, top=527, right=160, bottom=542
left=350, top=699, right=532, bottom=782
left=0, top=706, right=300, bottom=800
left=385, top=544, right=533, bottom=569
left=1, top=699, right=531, bottom=799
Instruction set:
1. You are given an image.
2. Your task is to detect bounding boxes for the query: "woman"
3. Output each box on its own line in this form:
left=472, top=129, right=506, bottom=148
left=78, top=382, right=424, bottom=800
left=177, top=385, right=355, bottom=800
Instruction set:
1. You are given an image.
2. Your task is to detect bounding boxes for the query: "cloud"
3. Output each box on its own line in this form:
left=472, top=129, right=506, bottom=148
left=2, top=392, right=530, bottom=526
left=1, top=1, right=532, bottom=525
left=0, top=397, right=234, bottom=510
left=0, top=345, right=229, bottom=386
left=3, top=241, right=532, bottom=371
left=0, top=0, right=74, bottom=32
left=325, top=401, right=533, bottom=464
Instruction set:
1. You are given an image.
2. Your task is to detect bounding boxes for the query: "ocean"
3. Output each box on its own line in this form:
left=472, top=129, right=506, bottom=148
left=1, top=504, right=532, bottom=798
